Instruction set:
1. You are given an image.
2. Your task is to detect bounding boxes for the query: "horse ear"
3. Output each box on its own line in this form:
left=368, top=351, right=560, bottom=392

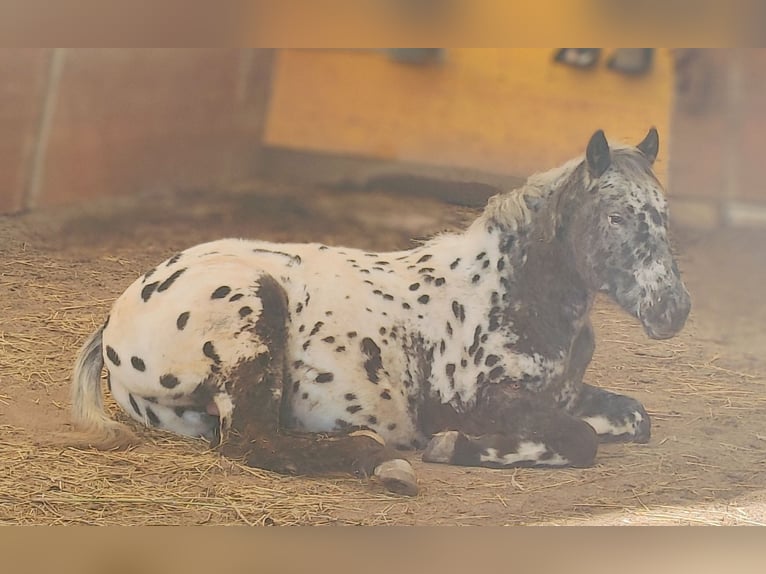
left=586, top=130, right=611, bottom=178
left=637, top=127, right=659, bottom=164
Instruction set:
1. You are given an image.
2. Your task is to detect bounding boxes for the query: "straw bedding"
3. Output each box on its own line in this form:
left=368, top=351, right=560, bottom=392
left=1, top=182, right=764, bottom=525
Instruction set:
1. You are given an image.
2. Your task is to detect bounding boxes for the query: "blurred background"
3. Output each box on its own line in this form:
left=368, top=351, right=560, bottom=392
left=0, top=48, right=763, bottom=229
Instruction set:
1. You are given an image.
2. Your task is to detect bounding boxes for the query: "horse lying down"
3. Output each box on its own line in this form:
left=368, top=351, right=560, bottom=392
left=66, top=129, right=690, bottom=496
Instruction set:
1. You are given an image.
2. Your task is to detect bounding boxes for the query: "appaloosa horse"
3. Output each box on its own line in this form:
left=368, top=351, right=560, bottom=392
left=67, top=129, right=690, bottom=496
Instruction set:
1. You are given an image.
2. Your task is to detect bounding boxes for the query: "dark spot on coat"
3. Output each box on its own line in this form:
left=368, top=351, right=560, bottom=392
left=296, top=302, right=303, bottom=314
left=203, top=341, right=221, bottom=364
left=309, top=322, right=324, bottom=336
left=239, top=306, right=253, bottom=317
left=409, top=282, right=420, bottom=291
left=302, top=392, right=309, bottom=399
left=417, top=294, right=430, bottom=304
left=176, top=311, right=190, bottom=330
left=468, top=326, right=482, bottom=356
left=131, top=356, right=146, bottom=372
left=105, top=346, right=120, bottom=366
left=450, top=258, right=460, bottom=270
left=344, top=393, right=357, bottom=401
left=417, top=254, right=432, bottom=264
left=145, top=406, right=160, bottom=427
left=472, top=274, right=481, bottom=283
left=387, top=423, right=397, bottom=431
left=159, top=373, right=180, bottom=389
left=142, top=268, right=156, bottom=283
left=141, top=281, right=160, bottom=302
left=488, top=366, right=505, bottom=380
left=166, top=253, right=182, bottom=266
left=435, top=277, right=446, bottom=286
left=485, top=354, right=500, bottom=367
left=476, top=251, right=486, bottom=260
left=322, top=336, right=335, bottom=343
left=157, top=268, right=187, bottom=293
left=292, top=380, right=301, bottom=393
left=315, top=372, right=334, bottom=383
left=361, top=337, right=383, bottom=383
left=451, top=301, right=465, bottom=323
left=402, top=302, right=411, bottom=310
left=383, top=294, right=394, bottom=301
left=367, top=415, right=378, bottom=425
left=229, top=293, right=244, bottom=302
left=347, top=405, right=363, bottom=414
left=380, top=390, right=392, bottom=400
left=347, top=331, right=358, bottom=338
left=128, top=394, right=141, bottom=416
left=446, top=321, right=453, bottom=336
left=497, top=259, right=506, bottom=271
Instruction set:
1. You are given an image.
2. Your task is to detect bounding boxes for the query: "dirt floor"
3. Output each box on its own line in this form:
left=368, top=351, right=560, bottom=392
left=1, top=181, right=765, bottom=525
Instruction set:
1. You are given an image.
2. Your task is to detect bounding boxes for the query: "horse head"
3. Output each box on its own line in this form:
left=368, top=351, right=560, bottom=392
left=565, top=129, right=691, bottom=339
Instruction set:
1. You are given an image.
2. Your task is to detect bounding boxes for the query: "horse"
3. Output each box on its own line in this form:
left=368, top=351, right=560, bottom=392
left=66, top=128, right=691, bottom=496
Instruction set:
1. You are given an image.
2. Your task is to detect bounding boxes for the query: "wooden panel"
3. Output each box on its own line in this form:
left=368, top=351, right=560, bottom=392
left=265, top=49, right=672, bottom=182
left=35, top=49, right=273, bottom=208
left=0, top=49, right=49, bottom=213
left=736, top=50, right=766, bottom=202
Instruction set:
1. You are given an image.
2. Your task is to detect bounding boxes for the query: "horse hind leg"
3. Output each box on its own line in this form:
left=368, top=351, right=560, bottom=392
left=569, top=383, right=651, bottom=443
left=219, top=274, right=418, bottom=496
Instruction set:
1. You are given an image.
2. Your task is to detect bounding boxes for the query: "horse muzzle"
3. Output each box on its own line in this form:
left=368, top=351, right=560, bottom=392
left=638, top=286, right=691, bottom=340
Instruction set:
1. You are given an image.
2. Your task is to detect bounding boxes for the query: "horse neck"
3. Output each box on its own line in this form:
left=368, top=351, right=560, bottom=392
left=460, top=193, right=593, bottom=355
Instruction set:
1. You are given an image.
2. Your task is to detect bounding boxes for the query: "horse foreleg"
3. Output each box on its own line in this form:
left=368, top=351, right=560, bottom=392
left=568, top=383, right=651, bottom=443
left=422, top=392, right=598, bottom=469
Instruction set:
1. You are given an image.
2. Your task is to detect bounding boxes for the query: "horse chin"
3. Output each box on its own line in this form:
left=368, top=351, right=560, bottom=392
left=642, top=322, right=681, bottom=340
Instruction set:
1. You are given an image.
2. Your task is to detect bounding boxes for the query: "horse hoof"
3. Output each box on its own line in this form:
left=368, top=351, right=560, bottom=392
left=422, top=431, right=459, bottom=464
left=374, top=459, right=419, bottom=497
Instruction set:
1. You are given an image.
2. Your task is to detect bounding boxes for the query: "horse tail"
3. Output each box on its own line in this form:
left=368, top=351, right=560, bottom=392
left=65, top=325, right=139, bottom=450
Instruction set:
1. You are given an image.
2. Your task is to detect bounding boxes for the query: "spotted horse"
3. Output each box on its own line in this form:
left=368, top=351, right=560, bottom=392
left=67, top=128, right=691, bottom=496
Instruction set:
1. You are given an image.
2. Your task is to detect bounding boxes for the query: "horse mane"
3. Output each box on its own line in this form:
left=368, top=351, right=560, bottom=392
left=475, top=145, right=653, bottom=242
left=475, top=156, right=584, bottom=241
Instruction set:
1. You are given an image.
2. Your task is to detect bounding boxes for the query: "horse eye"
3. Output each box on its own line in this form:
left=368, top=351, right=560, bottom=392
left=608, top=214, right=625, bottom=225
